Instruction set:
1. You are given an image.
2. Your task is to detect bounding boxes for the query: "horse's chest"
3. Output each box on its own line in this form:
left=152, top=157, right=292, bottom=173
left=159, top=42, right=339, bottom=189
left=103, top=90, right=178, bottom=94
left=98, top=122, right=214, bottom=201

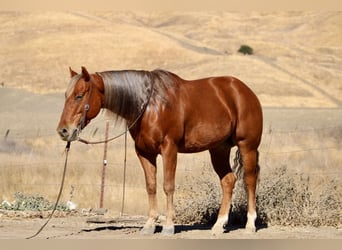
left=134, top=128, right=164, bottom=154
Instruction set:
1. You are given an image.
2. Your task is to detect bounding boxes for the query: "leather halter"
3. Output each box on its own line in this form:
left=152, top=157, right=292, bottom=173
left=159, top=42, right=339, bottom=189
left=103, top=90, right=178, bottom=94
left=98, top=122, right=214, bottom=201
left=78, top=76, right=94, bottom=131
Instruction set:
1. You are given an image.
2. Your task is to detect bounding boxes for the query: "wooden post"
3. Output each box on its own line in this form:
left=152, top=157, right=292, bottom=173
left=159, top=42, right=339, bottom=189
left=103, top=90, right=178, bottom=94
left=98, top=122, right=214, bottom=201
left=120, top=127, right=128, bottom=216
left=4, top=129, right=10, bottom=141
left=99, top=120, right=109, bottom=209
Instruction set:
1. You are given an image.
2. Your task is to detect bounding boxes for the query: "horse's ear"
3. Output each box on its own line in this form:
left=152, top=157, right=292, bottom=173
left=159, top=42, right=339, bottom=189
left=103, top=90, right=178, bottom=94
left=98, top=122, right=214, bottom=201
left=69, top=67, right=78, bottom=78
left=81, top=66, right=90, bottom=82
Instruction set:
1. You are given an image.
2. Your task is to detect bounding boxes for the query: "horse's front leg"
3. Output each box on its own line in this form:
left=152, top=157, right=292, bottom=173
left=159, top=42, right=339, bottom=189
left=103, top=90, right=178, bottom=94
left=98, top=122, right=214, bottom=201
left=161, top=139, right=178, bottom=235
left=136, top=149, right=158, bottom=234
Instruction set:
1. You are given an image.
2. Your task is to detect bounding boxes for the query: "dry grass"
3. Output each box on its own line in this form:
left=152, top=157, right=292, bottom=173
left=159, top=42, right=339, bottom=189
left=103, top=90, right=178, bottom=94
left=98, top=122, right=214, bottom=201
left=2, top=125, right=340, bottom=229
left=0, top=12, right=341, bottom=107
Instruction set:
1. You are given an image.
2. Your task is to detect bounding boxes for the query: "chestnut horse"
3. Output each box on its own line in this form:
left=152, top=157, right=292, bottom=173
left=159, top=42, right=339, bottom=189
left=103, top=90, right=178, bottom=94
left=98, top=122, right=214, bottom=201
left=57, top=66, right=263, bottom=235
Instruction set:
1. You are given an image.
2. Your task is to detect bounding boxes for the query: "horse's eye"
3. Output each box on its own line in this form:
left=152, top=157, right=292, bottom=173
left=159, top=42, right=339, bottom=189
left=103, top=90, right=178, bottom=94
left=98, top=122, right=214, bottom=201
left=75, top=94, right=84, bottom=101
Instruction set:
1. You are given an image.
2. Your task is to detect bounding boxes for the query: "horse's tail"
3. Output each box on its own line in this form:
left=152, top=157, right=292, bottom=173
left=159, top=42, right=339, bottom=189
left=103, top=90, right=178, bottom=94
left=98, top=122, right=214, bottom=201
left=256, top=150, right=261, bottom=182
left=232, top=149, right=243, bottom=179
left=232, top=149, right=260, bottom=180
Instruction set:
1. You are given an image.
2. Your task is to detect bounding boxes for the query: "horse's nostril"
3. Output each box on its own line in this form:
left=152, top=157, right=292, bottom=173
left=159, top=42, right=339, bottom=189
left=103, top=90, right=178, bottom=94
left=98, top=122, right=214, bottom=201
left=58, top=128, right=69, bottom=137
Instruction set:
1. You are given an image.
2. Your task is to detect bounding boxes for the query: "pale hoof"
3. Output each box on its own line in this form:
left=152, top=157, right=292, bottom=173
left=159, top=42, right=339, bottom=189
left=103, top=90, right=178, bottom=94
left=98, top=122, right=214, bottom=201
left=140, top=225, right=156, bottom=235
left=161, top=225, right=175, bottom=236
left=245, top=212, right=257, bottom=233
left=245, top=225, right=256, bottom=233
left=211, top=225, right=225, bottom=236
left=211, top=217, right=228, bottom=235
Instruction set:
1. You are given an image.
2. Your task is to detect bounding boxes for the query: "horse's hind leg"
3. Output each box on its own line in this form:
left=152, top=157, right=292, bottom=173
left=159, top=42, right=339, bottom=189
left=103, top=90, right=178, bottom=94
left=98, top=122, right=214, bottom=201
left=210, top=144, right=236, bottom=235
left=239, top=146, right=260, bottom=232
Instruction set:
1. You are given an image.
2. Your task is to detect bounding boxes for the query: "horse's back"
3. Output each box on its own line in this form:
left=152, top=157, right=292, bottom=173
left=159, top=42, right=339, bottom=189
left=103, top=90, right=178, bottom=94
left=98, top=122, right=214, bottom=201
left=179, top=75, right=262, bottom=124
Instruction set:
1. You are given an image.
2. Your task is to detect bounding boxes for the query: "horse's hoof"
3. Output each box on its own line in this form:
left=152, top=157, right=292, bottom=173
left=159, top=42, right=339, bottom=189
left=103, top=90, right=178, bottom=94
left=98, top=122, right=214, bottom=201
left=161, top=225, right=175, bottom=236
left=211, top=217, right=228, bottom=236
left=140, top=225, right=156, bottom=235
left=211, top=227, right=225, bottom=236
left=245, top=226, right=256, bottom=233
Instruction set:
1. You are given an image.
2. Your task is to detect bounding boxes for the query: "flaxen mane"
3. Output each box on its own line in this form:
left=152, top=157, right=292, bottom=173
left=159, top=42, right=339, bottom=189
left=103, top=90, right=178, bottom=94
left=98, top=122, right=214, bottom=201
left=97, top=69, right=178, bottom=121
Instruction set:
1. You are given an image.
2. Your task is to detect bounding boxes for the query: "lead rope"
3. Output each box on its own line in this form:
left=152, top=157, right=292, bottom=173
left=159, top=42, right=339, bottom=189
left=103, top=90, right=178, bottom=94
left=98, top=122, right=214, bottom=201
left=120, top=127, right=128, bottom=216
left=26, top=141, right=71, bottom=239
left=77, top=128, right=127, bottom=145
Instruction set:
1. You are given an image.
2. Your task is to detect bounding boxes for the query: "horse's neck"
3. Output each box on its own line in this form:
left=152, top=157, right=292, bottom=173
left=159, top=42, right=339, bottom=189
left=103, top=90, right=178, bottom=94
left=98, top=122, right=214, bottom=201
left=100, top=70, right=153, bottom=121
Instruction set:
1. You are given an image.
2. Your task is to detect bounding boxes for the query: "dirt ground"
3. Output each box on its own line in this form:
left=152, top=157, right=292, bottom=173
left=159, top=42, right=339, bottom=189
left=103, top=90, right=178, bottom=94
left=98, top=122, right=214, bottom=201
left=0, top=212, right=341, bottom=239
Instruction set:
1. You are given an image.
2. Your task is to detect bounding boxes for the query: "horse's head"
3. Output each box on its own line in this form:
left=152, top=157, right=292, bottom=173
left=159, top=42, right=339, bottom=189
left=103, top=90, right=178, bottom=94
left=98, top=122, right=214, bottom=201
left=57, top=66, right=104, bottom=141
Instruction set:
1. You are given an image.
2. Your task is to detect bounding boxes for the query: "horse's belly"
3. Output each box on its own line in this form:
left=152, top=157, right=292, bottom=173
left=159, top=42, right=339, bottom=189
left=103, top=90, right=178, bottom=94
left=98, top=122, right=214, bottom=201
left=179, top=123, right=232, bottom=153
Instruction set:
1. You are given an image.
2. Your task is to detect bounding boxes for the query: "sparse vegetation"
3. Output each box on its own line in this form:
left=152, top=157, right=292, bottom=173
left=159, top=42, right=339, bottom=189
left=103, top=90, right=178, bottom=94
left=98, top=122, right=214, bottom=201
left=174, top=165, right=341, bottom=228
left=174, top=168, right=220, bottom=225
left=238, top=45, right=254, bottom=55
left=0, top=192, right=68, bottom=211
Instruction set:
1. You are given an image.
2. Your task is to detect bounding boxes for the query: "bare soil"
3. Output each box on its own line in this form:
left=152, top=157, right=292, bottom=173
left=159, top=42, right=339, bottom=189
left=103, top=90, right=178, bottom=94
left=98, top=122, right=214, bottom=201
left=0, top=212, right=341, bottom=239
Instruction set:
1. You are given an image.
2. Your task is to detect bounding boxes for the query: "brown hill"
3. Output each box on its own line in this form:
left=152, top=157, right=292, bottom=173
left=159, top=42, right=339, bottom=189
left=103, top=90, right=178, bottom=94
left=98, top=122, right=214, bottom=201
left=0, top=11, right=341, bottom=107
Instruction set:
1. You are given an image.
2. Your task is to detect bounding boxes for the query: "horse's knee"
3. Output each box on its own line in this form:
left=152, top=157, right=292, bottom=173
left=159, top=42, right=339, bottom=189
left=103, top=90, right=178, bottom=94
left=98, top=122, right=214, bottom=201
left=163, top=182, right=175, bottom=195
left=146, top=183, right=157, bottom=195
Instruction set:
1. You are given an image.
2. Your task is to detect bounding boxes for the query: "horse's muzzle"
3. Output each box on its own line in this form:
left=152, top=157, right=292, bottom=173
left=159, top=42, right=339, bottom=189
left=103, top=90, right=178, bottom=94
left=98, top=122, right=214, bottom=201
left=57, top=126, right=79, bottom=142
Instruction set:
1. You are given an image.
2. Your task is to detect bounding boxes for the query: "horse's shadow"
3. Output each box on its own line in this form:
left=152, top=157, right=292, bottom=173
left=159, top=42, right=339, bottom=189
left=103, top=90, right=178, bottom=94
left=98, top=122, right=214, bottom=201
left=81, top=210, right=268, bottom=235
left=81, top=225, right=141, bottom=233
left=81, top=223, right=267, bottom=235
left=176, top=223, right=267, bottom=234
left=81, top=224, right=211, bottom=235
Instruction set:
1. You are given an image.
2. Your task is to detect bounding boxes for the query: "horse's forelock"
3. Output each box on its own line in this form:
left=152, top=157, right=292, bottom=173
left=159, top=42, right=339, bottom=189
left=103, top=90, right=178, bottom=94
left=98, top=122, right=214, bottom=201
left=65, top=75, right=82, bottom=98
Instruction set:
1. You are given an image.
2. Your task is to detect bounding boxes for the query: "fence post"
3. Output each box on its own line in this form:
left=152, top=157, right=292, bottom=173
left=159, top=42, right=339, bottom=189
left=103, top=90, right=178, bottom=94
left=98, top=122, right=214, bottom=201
left=4, top=129, right=10, bottom=141
left=120, top=126, right=128, bottom=216
left=99, top=120, right=110, bottom=209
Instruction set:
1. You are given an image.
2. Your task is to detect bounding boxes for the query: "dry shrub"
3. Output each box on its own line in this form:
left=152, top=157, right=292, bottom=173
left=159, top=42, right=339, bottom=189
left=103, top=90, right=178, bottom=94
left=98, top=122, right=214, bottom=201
left=174, top=169, right=220, bottom=226
left=0, top=192, right=68, bottom=211
left=174, top=165, right=341, bottom=228
left=254, top=165, right=341, bottom=227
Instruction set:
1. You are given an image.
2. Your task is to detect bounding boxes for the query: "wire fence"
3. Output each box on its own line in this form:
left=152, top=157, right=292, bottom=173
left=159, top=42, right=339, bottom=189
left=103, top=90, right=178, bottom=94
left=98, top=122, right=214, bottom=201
left=1, top=124, right=341, bottom=170
left=1, top=124, right=341, bottom=210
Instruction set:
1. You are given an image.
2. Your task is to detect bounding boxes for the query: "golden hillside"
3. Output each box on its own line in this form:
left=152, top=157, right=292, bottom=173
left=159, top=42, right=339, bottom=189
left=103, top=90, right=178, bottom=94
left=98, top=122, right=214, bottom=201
left=0, top=11, right=341, bottom=107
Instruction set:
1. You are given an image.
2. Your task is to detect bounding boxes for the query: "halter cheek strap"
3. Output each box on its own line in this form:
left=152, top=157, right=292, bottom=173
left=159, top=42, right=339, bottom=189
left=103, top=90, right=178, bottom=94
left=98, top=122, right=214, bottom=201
left=78, top=78, right=94, bottom=131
